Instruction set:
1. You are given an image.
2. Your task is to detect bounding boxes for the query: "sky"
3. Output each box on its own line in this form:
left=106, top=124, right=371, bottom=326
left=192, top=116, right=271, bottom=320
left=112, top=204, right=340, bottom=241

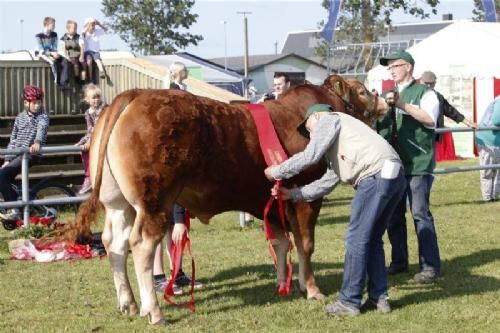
left=0, top=0, right=477, bottom=59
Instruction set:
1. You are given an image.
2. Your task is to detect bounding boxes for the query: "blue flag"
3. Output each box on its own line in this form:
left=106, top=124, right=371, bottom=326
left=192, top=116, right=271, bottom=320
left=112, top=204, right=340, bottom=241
left=482, top=0, right=497, bottom=22
left=320, top=0, right=342, bottom=43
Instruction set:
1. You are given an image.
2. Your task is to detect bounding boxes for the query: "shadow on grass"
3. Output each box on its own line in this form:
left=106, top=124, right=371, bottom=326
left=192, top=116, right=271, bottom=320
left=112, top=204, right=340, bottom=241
left=432, top=199, right=490, bottom=207
left=389, top=248, right=500, bottom=308
left=322, top=196, right=352, bottom=208
left=317, top=214, right=350, bottom=225
left=196, top=261, right=343, bottom=312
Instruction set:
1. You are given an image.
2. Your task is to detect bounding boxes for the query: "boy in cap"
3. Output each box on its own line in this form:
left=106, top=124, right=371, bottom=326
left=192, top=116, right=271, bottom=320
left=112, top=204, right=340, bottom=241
left=265, top=104, right=405, bottom=316
left=377, top=49, right=442, bottom=283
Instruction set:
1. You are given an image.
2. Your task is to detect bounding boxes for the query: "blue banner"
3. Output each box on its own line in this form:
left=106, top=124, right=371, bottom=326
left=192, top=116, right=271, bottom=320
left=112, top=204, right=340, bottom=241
left=482, top=0, right=497, bottom=22
left=320, top=0, right=342, bottom=43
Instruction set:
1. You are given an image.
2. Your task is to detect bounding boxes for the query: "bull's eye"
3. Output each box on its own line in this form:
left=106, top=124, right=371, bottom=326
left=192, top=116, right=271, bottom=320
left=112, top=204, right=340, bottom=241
left=359, top=90, right=366, bottom=96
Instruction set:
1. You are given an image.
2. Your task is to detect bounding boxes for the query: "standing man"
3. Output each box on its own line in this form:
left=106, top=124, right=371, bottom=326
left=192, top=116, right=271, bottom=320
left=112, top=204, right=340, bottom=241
left=420, top=71, right=478, bottom=138
left=265, top=104, right=405, bottom=316
left=475, top=96, right=500, bottom=202
left=377, top=49, right=442, bottom=284
left=258, top=72, right=291, bottom=102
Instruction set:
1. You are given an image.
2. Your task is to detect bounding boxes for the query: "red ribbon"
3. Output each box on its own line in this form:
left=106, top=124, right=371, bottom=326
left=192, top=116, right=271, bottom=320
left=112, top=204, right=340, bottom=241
left=244, top=104, right=294, bottom=296
left=163, top=210, right=196, bottom=312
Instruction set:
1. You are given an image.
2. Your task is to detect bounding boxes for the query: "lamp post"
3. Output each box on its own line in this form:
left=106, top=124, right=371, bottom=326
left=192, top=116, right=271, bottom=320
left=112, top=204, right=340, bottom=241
left=18, top=19, right=24, bottom=50
left=236, top=11, right=251, bottom=80
left=220, top=20, right=228, bottom=70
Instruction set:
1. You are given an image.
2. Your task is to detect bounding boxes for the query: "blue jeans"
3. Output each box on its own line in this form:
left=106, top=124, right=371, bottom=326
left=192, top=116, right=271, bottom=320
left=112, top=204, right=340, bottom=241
left=339, top=170, right=406, bottom=308
left=387, top=175, right=441, bottom=273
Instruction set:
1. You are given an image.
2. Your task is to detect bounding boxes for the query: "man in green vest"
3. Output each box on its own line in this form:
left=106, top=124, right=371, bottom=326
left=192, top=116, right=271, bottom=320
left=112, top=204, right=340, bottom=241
left=377, top=49, right=441, bottom=284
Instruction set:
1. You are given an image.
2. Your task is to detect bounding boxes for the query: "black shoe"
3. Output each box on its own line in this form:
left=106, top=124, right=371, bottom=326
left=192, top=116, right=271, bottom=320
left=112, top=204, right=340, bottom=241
left=361, top=297, right=391, bottom=314
left=386, top=263, right=409, bottom=275
left=413, top=269, right=439, bottom=284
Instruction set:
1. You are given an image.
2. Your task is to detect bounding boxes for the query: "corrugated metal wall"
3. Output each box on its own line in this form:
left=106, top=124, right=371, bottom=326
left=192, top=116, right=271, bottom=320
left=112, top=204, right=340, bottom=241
left=0, top=59, right=164, bottom=117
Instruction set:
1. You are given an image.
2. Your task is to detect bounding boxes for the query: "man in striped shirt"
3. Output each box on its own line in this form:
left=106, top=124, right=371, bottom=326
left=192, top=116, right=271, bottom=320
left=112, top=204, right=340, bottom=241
left=0, top=86, right=49, bottom=220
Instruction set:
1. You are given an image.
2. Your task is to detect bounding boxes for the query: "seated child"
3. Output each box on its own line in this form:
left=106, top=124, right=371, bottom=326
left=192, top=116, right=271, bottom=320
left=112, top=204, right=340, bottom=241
left=81, top=17, right=107, bottom=83
left=35, top=17, right=68, bottom=88
left=75, top=84, right=107, bottom=194
left=60, top=20, right=86, bottom=83
left=0, top=86, right=49, bottom=220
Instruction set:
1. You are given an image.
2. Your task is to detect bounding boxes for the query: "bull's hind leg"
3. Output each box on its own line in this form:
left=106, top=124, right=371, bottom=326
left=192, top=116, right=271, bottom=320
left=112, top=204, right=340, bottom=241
left=129, top=209, right=167, bottom=325
left=288, top=201, right=325, bottom=300
left=101, top=204, right=138, bottom=316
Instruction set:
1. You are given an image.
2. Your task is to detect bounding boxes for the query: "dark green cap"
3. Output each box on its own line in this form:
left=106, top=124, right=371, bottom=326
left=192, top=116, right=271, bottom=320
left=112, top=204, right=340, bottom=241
left=379, top=49, right=415, bottom=66
left=297, top=104, right=334, bottom=138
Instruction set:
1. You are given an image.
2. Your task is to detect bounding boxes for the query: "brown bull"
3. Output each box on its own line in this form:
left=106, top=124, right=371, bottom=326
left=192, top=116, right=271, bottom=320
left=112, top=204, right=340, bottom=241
left=68, top=75, right=388, bottom=324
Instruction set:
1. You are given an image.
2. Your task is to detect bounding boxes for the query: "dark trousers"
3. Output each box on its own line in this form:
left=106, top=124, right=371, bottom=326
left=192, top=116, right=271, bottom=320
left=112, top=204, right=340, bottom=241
left=387, top=175, right=441, bottom=273
left=0, top=155, right=38, bottom=202
left=339, top=170, right=406, bottom=308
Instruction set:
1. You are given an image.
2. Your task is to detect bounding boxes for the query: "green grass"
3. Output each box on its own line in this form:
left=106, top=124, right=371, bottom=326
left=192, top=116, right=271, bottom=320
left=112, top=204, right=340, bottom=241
left=0, top=159, right=499, bottom=333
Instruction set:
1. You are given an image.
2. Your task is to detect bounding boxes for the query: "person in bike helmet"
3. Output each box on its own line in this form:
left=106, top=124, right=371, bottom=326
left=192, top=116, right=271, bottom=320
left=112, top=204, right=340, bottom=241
left=0, top=86, right=50, bottom=220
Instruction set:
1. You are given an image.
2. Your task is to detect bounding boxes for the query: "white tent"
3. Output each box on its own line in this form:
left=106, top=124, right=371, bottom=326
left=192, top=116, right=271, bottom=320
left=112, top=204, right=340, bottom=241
left=367, top=21, right=500, bottom=88
left=367, top=21, right=500, bottom=158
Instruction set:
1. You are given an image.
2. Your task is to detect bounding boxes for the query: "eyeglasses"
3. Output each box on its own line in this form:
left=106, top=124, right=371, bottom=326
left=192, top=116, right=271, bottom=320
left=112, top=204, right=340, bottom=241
left=387, top=63, right=408, bottom=71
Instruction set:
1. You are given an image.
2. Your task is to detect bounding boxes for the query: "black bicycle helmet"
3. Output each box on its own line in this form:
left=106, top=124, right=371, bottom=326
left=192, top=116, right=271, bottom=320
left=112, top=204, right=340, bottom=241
left=22, top=86, right=44, bottom=101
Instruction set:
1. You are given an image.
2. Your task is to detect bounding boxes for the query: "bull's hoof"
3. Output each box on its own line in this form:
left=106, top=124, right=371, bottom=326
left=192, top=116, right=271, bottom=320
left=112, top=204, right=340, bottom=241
left=150, top=316, right=167, bottom=326
left=307, top=292, right=326, bottom=301
left=119, top=302, right=138, bottom=316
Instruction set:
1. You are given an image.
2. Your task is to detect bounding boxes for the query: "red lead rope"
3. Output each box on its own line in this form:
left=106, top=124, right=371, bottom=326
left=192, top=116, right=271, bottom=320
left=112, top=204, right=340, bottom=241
left=163, top=210, right=196, bottom=312
left=244, top=103, right=294, bottom=296
left=263, top=181, right=294, bottom=296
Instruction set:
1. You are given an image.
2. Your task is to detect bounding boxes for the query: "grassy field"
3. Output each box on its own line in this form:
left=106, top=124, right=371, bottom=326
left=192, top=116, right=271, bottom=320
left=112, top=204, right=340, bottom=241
left=0, top=159, right=499, bottom=333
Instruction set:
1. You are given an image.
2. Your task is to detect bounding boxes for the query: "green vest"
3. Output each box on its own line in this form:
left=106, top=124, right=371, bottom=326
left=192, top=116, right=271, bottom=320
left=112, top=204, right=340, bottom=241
left=377, top=80, right=435, bottom=175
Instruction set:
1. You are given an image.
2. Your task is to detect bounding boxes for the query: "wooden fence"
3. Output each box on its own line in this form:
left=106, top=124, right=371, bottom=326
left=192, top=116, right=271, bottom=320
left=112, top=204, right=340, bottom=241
left=0, top=57, right=247, bottom=117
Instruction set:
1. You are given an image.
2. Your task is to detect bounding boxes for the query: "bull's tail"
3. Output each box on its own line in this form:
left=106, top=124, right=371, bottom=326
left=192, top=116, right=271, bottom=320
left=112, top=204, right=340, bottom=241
left=60, top=90, right=143, bottom=243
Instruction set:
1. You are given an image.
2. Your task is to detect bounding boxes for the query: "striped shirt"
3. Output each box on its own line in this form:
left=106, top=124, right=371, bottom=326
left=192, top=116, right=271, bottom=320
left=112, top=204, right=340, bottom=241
left=6, top=108, right=50, bottom=161
left=77, top=102, right=107, bottom=146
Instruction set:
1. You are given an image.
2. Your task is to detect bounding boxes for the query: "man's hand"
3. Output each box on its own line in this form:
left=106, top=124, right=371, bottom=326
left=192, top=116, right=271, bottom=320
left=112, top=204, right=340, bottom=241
left=264, top=166, right=276, bottom=182
left=271, top=185, right=292, bottom=201
left=171, top=223, right=187, bottom=246
left=385, top=91, right=399, bottom=107
left=463, top=118, right=479, bottom=129
left=30, top=143, right=40, bottom=153
left=1, top=161, right=9, bottom=168
left=83, top=142, right=91, bottom=151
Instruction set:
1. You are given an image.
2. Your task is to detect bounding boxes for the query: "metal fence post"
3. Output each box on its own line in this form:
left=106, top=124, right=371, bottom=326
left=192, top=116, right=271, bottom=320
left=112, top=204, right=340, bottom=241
left=21, top=152, right=30, bottom=227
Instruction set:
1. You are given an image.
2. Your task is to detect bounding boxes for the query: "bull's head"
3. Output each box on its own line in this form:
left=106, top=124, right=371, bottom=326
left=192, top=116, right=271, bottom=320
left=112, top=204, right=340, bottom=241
left=321, top=75, right=389, bottom=127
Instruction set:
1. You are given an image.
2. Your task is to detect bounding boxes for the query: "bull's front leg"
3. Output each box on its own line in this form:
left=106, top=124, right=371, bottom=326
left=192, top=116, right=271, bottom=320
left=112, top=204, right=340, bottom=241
left=268, top=222, right=290, bottom=291
left=287, top=200, right=325, bottom=300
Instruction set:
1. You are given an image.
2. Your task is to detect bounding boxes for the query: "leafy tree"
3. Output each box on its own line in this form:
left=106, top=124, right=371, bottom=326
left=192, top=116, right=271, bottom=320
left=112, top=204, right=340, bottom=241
left=101, top=0, right=203, bottom=55
left=472, top=0, right=500, bottom=21
left=315, top=0, right=439, bottom=65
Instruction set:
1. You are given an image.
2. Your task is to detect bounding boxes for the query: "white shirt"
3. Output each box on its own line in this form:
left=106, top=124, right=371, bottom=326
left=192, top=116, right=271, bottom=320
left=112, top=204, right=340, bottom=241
left=82, top=28, right=104, bottom=52
left=397, top=80, right=439, bottom=129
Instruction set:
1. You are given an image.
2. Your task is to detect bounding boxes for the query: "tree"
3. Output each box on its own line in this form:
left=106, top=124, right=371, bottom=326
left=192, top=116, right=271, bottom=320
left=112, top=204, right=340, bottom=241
left=315, top=0, right=439, bottom=65
left=472, top=0, right=500, bottom=22
left=101, top=0, right=203, bottom=55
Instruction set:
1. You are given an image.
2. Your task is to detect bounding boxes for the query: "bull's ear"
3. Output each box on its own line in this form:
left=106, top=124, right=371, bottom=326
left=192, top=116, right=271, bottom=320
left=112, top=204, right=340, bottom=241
left=334, top=79, right=350, bottom=102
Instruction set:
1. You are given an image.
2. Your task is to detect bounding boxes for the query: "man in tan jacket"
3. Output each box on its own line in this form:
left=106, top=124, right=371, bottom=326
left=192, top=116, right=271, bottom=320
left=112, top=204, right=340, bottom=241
left=265, top=104, right=405, bottom=316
